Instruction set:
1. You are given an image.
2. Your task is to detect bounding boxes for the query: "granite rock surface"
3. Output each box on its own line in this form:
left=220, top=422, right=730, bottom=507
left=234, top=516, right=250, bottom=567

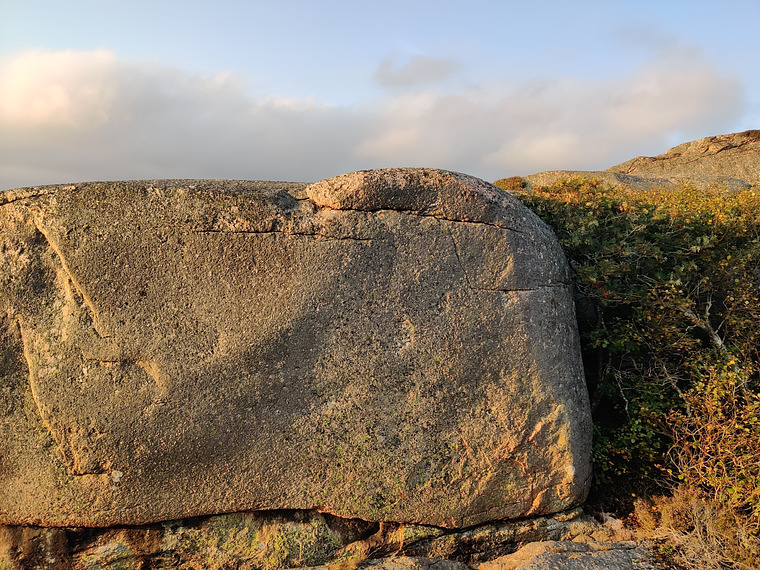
left=0, top=168, right=591, bottom=528
left=523, top=129, right=760, bottom=190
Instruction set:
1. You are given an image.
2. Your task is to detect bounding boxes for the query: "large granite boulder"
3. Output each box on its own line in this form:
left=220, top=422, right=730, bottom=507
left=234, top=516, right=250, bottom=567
left=0, top=168, right=591, bottom=528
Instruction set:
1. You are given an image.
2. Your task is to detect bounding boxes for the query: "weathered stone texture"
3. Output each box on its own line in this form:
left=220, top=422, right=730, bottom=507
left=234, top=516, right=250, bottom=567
left=523, top=130, right=760, bottom=190
left=476, top=541, right=659, bottom=570
left=0, top=507, right=642, bottom=569
left=0, top=168, right=591, bottom=528
left=609, top=129, right=760, bottom=182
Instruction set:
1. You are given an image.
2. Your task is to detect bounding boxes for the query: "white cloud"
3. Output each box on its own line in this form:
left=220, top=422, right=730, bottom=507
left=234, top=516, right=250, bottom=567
left=0, top=50, right=369, bottom=187
left=604, top=46, right=743, bottom=139
left=478, top=48, right=744, bottom=174
left=359, top=47, right=744, bottom=177
left=0, top=47, right=746, bottom=190
left=0, top=49, right=118, bottom=127
left=374, top=56, right=461, bottom=88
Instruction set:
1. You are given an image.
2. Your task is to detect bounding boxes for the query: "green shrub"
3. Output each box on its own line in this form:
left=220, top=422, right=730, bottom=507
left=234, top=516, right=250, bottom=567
left=510, top=177, right=760, bottom=531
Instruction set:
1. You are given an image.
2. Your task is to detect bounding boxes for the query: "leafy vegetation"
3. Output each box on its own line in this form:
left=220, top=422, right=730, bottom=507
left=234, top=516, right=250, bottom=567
left=498, top=176, right=760, bottom=566
left=493, top=176, right=528, bottom=192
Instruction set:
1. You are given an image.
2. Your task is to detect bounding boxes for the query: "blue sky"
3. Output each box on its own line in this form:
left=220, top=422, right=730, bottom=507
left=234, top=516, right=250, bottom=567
left=1, top=0, right=759, bottom=190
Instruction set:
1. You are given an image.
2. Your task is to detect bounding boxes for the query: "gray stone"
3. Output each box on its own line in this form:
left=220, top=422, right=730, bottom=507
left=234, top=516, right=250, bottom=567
left=0, top=168, right=591, bottom=528
left=522, top=130, right=760, bottom=191
left=0, top=506, right=647, bottom=569
left=360, top=557, right=470, bottom=569
left=476, top=540, right=660, bottom=570
left=609, top=129, right=760, bottom=183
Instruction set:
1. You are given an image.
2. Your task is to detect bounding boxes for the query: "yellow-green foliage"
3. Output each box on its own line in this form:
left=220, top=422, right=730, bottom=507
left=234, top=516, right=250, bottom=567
left=635, top=486, right=760, bottom=569
left=493, top=176, right=527, bottom=192
left=512, top=178, right=760, bottom=536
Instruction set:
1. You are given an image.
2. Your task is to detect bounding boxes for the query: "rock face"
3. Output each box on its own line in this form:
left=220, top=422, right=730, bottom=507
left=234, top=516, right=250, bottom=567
left=0, top=507, right=643, bottom=569
left=609, top=129, right=760, bottom=182
left=0, top=168, right=591, bottom=528
left=524, top=130, right=760, bottom=190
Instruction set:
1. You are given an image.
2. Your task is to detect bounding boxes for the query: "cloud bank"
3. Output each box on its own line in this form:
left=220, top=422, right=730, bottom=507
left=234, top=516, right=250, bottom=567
left=374, top=56, right=460, bottom=87
left=0, top=48, right=745, bottom=190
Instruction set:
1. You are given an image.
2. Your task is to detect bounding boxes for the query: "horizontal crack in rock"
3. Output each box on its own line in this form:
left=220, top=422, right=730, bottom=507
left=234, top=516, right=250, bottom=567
left=191, top=228, right=373, bottom=241
left=309, top=202, right=526, bottom=234
left=500, top=284, right=571, bottom=291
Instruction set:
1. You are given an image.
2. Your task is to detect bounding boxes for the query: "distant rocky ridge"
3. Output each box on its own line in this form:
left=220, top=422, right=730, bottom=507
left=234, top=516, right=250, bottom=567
left=524, top=129, right=760, bottom=190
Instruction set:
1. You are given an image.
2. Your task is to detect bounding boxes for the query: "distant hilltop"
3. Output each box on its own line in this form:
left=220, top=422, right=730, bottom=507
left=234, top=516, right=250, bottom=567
left=522, top=130, right=760, bottom=190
